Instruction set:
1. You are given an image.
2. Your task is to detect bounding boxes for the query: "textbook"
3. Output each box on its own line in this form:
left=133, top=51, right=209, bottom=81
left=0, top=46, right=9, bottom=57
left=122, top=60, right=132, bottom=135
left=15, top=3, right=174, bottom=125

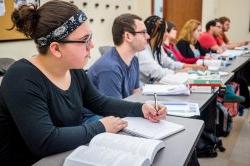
left=188, top=70, right=222, bottom=87
left=63, top=133, right=165, bottom=166
left=123, top=117, right=185, bottom=139
left=189, top=77, right=222, bottom=86
left=190, top=85, right=217, bottom=94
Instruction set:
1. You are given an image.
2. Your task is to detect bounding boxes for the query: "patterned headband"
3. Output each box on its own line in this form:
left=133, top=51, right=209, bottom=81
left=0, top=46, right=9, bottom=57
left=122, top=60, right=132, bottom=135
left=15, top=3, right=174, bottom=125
left=36, top=10, right=87, bottom=47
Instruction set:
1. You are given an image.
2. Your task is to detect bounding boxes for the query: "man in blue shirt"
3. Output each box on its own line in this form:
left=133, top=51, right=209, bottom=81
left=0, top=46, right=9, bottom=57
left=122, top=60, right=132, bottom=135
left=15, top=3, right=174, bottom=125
left=88, top=14, right=149, bottom=98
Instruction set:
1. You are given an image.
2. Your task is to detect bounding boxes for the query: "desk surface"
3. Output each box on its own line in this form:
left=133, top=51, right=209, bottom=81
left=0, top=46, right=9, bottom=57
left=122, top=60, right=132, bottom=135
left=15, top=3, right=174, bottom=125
left=33, top=116, right=204, bottom=166
left=223, top=56, right=249, bottom=72
left=126, top=92, right=213, bottom=112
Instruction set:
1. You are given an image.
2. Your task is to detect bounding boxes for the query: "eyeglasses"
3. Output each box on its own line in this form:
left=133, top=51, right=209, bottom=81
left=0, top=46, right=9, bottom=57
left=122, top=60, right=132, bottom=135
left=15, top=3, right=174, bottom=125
left=57, top=33, right=92, bottom=49
left=130, top=30, right=148, bottom=35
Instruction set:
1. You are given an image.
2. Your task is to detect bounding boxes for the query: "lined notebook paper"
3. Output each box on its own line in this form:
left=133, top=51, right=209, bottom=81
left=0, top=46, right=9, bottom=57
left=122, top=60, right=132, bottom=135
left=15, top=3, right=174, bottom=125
left=123, top=117, right=185, bottom=139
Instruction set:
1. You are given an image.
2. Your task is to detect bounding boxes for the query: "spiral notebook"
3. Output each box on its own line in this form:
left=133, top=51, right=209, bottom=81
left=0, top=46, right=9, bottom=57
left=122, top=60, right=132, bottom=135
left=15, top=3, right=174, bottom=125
left=123, top=117, right=185, bottom=139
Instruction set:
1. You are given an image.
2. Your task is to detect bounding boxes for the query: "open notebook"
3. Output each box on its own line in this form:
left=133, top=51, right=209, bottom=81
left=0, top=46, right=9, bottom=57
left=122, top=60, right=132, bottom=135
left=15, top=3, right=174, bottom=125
left=63, top=133, right=165, bottom=166
left=123, top=117, right=185, bottom=139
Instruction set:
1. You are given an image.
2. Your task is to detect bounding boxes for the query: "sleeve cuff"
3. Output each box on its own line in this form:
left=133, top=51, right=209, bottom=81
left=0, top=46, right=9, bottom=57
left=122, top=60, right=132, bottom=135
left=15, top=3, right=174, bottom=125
left=87, top=120, right=106, bottom=134
left=95, top=121, right=106, bottom=133
left=130, top=102, right=144, bottom=117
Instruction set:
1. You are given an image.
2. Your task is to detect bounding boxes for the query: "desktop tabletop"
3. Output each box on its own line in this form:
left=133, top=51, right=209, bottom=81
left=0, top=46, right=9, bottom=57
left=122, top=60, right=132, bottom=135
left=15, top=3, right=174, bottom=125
left=33, top=116, right=204, bottom=166
left=33, top=54, right=250, bottom=166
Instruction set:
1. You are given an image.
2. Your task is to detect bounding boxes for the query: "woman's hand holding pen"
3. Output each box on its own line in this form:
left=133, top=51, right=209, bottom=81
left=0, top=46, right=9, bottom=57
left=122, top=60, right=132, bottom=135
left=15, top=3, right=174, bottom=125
left=142, top=103, right=167, bottom=122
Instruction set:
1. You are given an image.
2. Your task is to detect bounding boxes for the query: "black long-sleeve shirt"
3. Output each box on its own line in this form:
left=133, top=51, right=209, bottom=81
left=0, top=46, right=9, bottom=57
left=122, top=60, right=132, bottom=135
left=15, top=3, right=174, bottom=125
left=176, top=39, right=209, bottom=58
left=0, top=59, right=143, bottom=165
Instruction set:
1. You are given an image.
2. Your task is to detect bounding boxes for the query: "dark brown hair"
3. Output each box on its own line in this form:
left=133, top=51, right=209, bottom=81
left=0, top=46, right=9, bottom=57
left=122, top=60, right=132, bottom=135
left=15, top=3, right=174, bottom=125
left=112, top=13, right=142, bottom=46
left=205, top=19, right=219, bottom=31
left=166, top=21, right=176, bottom=33
left=10, top=0, right=79, bottom=54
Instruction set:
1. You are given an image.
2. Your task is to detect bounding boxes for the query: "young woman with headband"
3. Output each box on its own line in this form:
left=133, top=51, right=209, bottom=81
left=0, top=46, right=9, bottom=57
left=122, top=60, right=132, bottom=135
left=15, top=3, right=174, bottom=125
left=0, top=1, right=166, bottom=165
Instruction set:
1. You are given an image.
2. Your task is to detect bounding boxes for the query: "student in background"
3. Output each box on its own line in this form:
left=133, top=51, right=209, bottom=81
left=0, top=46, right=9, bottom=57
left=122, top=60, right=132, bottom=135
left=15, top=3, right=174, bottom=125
left=0, top=1, right=166, bottom=165
left=137, top=16, right=205, bottom=84
left=199, top=19, right=249, bottom=106
left=218, top=16, right=249, bottom=49
left=87, top=14, right=149, bottom=99
left=176, top=19, right=210, bottom=59
left=219, top=16, right=250, bottom=86
left=218, top=16, right=250, bottom=107
left=163, top=20, right=207, bottom=66
left=175, top=19, right=246, bottom=104
left=198, top=19, right=225, bottom=53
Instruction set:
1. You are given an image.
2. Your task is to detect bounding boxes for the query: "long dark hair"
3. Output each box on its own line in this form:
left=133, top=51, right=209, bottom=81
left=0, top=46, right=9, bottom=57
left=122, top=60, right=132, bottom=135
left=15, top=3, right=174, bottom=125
left=144, top=15, right=166, bottom=65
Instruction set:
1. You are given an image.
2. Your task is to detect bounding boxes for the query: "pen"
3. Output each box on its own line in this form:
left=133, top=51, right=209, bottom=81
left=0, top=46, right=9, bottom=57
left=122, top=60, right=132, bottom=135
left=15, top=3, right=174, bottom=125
left=154, top=93, right=159, bottom=113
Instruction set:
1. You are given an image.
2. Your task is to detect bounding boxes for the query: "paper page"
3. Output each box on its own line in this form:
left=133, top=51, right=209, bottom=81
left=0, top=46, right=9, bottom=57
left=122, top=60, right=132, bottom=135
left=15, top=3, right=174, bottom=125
left=221, top=50, right=245, bottom=57
left=218, top=71, right=229, bottom=76
left=159, top=73, right=189, bottom=85
left=235, top=45, right=250, bottom=51
left=89, top=133, right=165, bottom=164
left=146, top=100, right=200, bottom=117
left=235, top=46, right=246, bottom=50
left=142, top=84, right=190, bottom=95
left=190, top=86, right=213, bottom=93
left=123, top=117, right=185, bottom=140
left=63, top=145, right=150, bottom=166
left=165, top=103, right=190, bottom=112
left=162, top=102, right=200, bottom=117
left=196, top=59, right=222, bottom=71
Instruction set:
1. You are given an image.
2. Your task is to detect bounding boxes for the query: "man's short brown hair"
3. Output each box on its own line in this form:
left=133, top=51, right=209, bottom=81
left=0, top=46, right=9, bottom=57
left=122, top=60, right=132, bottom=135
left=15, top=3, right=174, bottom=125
left=112, top=13, right=142, bottom=46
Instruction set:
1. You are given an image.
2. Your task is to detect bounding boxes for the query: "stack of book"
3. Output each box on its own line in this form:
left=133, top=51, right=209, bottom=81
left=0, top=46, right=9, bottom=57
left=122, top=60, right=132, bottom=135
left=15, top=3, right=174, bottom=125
left=188, top=70, right=223, bottom=93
